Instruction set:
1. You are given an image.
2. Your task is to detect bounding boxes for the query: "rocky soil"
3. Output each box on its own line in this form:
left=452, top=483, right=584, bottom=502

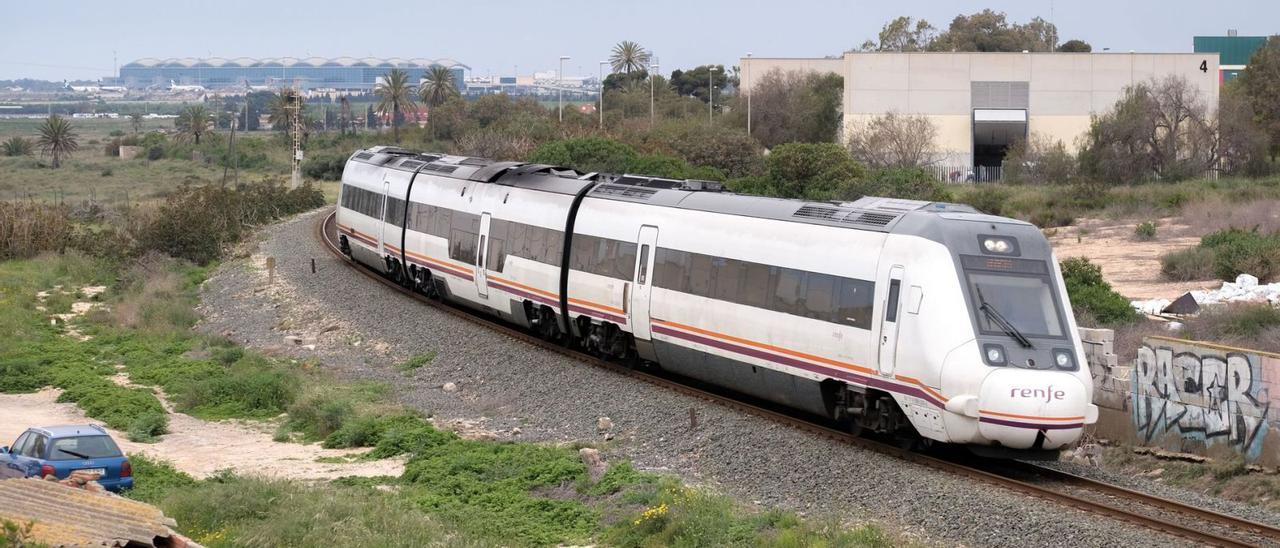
left=195, top=209, right=1232, bottom=547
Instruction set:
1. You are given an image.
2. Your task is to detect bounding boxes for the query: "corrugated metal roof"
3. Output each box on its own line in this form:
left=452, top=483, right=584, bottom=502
left=1194, top=36, right=1269, bottom=66
left=0, top=478, right=177, bottom=547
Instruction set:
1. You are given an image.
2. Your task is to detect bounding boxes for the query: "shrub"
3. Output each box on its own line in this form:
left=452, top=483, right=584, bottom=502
left=285, top=392, right=355, bottom=440
left=527, top=138, right=637, bottom=174
left=1195, top=228, right=1280, bottom=282
left=174, top=364, right=299, bottom=419
left=1160, top=246, right=1217, bottom=281
left=855, top=167, right=951, bottom=202
left=766, top=142, right=865, bottom=200
left=302, top=153, right=346, bottom=181
left=958, top=185, right=1010, bottom=216
left=127, top=412, right=169, bottom=442
left=1134, top=221, right=1157, bottom=240
left=1186, top=303, right=1280, bottom=342
left=0, top=202, right=73, bottom=260
left=146, top=145, right=164, bottom=161
left=1, top=136, right=34, bottom=157
left=1060, top=257, right=1138, bottom=325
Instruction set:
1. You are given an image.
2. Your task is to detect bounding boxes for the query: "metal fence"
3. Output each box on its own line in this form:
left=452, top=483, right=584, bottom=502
left=929, top=165, right=1003, bottom=184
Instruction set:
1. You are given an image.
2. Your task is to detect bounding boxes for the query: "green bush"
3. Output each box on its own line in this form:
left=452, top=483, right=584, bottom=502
left=1160, top=246, right=1218, bottom=281
left=1060, top=257, right=1138, bottom=325
left=958, top=185, right=1011, bottom=216
left=765, top=142, right=865, bottom=200
left=175, top=364, right=299, bottom=419
left=1134, top=221, right=1157, bottom=240
left=856, top=167, right=951, bottom=202
left=54, top=371, right=168, bottom=431
left=285, top=392, right=355, bottom=440
left=1170, top=228, right=1280, bottom=282
left=303, top=153, right=347, bottom=181
left=527, top=138, right=637, bottom=174
left=127, top=412, right=169, bottom=442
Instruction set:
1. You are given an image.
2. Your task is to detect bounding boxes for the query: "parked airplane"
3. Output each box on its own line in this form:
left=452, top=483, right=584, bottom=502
left=63, top=81, right=127, bottom=94
left=169, top=80, right=206, bottom=93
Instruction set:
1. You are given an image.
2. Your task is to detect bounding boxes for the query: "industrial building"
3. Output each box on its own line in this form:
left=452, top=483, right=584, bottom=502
left=741, top=52, right=1220, bottom=177
left=115, top=57, right=469, bottom=92
left=1194, top=33, right=1270, bottom=83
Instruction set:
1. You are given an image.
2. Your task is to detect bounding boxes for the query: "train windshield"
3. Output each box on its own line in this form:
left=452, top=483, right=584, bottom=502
left=961, top=256, right=1066, bottom=339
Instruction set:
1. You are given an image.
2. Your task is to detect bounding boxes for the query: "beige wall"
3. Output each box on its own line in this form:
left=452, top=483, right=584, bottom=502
left=740, top=52, right=1221, bottom=165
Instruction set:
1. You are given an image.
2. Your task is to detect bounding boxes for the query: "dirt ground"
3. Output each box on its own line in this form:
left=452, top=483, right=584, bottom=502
left=1048, top=217, right=1220, bottom=300
left=0, top=388, right=405, bottom=480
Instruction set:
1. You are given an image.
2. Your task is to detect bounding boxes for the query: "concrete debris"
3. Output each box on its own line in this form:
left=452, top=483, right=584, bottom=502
left=283, top=335, right=304, bottom=345
left=1133, top=273, right=1280, bottom=314
left=1133, top=446, right=1209, bottom=463
left=579, top=448, right=606, bottom=483
left=596, top=416, right=613, bottom=433
left=442, top=382, right=458, bottom=393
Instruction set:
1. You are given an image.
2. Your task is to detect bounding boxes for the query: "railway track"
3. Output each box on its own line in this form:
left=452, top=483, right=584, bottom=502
left=317, top=209, right=1279, bottom=547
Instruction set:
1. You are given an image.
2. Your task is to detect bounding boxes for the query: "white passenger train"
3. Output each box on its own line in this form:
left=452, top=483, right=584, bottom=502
left=336, top=146, right=1098, bottom=455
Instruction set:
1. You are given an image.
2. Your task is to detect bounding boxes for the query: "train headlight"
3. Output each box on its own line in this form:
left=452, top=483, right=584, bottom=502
left=983, top=344, right=1007, bottom=366
left=1053, top=349, right=1076, bottom=370
left=978, top=235, right=1019, bottom=256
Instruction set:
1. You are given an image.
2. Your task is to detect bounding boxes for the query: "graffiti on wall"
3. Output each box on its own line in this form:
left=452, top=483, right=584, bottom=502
left=1132, top=337, right=1275, bottom=462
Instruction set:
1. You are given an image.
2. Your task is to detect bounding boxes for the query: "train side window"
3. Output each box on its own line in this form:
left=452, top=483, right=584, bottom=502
left=449, top=229, right=476, bottom=265
left=773, top=267, right=804, bottom=315
left=712, top=257, right=745, bottom=302
left=506, top=222, right=527, bottom=261
left=654, top=248, right=689, bottom=292
left=546, top=229, right=564, bottom=264
left=885, top=279, right=902, bottom=323
left=636, top=245, right=649, bottom=285
left=616, top=242, right=637, bottom=279
left=804, top=273, right=836, bottom=320
left=688, top=253, right=713, bottom=297
left=836, top=279, right=875, bottom=327
left=432, top=208, right=452, bottom=239
left=571, top=234, right=596, bottom=272
left=741, top=262, right=772, bottom=308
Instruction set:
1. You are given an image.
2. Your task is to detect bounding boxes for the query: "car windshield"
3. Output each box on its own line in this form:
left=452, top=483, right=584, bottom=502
left=48, top=435, right=122, bottom=460
left=967, top=271, right=1065, bottom=339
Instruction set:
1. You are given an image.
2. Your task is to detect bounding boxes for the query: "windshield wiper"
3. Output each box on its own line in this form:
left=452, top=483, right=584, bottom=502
left=57, top=449, right=90, bottom=459
left=976, top=287, right=1034, bottom=349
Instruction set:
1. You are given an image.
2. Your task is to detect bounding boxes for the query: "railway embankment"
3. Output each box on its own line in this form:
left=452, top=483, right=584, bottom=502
left=186, top=207, right=1248, bottom=547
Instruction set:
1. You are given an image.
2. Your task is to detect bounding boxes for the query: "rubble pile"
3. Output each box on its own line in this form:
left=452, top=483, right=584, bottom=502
left=1132, top=274, right=1280, bottom=315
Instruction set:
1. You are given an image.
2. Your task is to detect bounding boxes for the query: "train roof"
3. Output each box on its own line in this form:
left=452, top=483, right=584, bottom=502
left=346, top=146, right=1021, bottom=235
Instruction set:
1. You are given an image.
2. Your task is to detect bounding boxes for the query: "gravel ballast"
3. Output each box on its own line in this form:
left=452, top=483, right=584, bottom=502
left=197, top=209, right=1236, bottom=547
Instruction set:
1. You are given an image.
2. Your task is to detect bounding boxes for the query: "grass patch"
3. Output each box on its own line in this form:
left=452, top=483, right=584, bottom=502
left=1161, top=227, right=1280, bottom=283
left=397, top=351, right=437, bottom=374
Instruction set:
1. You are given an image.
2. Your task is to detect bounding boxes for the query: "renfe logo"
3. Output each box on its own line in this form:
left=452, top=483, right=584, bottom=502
left=1010, top=386, right=1066, bottom=402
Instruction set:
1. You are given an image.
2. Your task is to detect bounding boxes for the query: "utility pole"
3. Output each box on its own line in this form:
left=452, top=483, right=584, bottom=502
left=598, top=61, right=607, bottom=130
left=649, top=62, right=659, bottom=128
left=746, top=52, right=752, bottom=136
left=708, top=65, right=720, bottom=124
left=288, top=90, right=303, bottom=189
left=558, top=55, right=570, bottom=122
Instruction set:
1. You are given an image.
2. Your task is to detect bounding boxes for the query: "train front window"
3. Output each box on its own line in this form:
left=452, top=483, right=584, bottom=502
left=966, top=271, right=1064, bottom=339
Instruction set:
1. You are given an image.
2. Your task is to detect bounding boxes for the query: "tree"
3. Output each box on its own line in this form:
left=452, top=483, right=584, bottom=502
left=527, top=137, right=638, bottom=174
left=1, top=136, right=34, bottom=157
left=36, top=115, right=78, bottom=168
left=1237, top=36, right=1280, bottom=161
left=174, top=105, right=214, bottom=145
left=729, top=69, right=843, bottom=148
left=929, top=10, right=1058, bottom=52
left=857, top=16, right=937, bottom=52
left=765, top=142, right=865, bottom=200
left=602, top=70, right=649, bottom=92
left=668, top=65, right=729, bottom=103
left=1078, top=76, right=1219, bottom=183
left=129, top=112, right=144, bottom=134
left=419, top=66, right=460, bottom=107
left=846, top=112, right=938, bottom=169
left=610, top=40, right=652, bottom=74
left=1056, top=39, right=1092, bottom=53
left=339, top=96, right=352, bottom=135
left=1218, top=84, right=1272, bottom=176
left=268, top=88, right=305, bottom=137
left=1001, top=134, right=1077, bottom=184
left=375, top=68, right=418, bottom=142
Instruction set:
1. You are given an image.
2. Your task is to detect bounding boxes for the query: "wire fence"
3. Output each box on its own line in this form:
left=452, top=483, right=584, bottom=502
left=929, top=165, right=1004, bottom=184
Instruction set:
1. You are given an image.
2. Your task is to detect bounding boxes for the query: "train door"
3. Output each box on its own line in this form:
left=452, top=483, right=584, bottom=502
left=877, top=265, right=905, bottom=376
left=475, top=213, right=491, bottom=299
left=378, top=179, right=392, bottom=255
left=630, top=225, right=658, bottom=340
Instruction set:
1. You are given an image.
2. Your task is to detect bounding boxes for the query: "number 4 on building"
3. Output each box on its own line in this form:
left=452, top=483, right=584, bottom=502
left=1200, top=60, right=1208, bottom=73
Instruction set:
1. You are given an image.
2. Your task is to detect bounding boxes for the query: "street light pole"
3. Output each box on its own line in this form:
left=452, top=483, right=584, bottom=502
left=746, top=52, right=752, bottom=136
left=708, top=66, right=719, bottom=124
left=649, top=63, right=659, bottom=128
left=558, top=55, right=570, bottom=122
left=598, top=61, right=608, bottom=130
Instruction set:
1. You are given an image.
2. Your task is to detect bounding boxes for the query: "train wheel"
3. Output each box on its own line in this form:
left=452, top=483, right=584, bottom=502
left=338, top=235, right=352, bottom=259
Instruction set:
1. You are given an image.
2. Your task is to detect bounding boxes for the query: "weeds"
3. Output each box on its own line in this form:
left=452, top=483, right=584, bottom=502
left=397, top=351, right=437, bottom=374
left=1134, top=221, right=1157, bottom=240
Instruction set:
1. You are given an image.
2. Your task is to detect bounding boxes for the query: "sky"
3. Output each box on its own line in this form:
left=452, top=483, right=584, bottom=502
left=1, top=0, right=1276, bottom=81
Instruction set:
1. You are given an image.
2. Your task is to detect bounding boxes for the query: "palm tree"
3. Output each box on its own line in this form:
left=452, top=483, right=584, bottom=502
left=610, top=41, right=652, bottom=74
left=418, top=66, right=459, bottom=139
left=374, top=68, right=418, bottom=142
left=36, top=115, right=78, bottom=168
left=129, top=112, right=144, bottom=134
left=1, top=136, right=34, bottom=157
left=174, top=105, right=214, bottom=144
left=268, top=88, right=305, bottom=137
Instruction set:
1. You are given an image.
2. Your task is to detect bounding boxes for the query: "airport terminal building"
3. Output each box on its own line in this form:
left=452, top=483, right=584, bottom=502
left=741, top=52, right=1220, bottom=177
left=116, top=57, right=469, bottom=92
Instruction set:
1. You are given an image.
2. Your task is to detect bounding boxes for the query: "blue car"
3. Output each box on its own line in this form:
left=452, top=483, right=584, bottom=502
left=0, top=425, right=133, bottom=492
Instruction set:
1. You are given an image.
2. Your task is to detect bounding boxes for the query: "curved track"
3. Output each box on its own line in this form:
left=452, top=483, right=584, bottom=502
left=318, top=209, right=1280, bottom=547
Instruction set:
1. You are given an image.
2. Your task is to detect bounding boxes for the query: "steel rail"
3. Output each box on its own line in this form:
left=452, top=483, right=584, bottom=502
left=316, top=209, right=1277, bottom=547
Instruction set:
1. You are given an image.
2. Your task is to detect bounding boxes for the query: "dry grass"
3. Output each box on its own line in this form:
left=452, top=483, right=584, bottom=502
left=1176, top=196, right=1280, bottom=238
left=0, top=201, right=72, bottom=259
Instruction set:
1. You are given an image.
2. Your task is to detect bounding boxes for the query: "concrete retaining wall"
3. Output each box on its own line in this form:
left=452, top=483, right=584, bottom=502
left=1082, top=329, right=1280, bottom=466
